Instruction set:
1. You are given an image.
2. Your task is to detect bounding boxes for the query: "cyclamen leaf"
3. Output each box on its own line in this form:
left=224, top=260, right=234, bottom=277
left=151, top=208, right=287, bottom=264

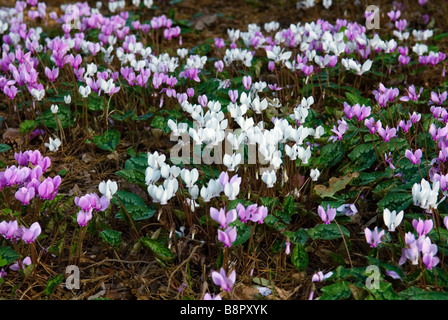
left=141, top=237, right=175, bottom=262
left=99, top=229, right=122, bottom=249
left=44, top=274, right=64, bottom=296
left=291, top=243, right=308, bottom=271
left=308, top=223, right=350, bottom=240
left=93, top=129, right=120, bottom=152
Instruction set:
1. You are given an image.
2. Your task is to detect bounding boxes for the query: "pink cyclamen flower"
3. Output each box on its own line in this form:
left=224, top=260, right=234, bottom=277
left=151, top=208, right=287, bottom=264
left=10, top=256, right=32, bottom=271
left=365, top=227, right=385, bottom=248
left=44, top=66, right=59, bottom=82
left=405, top=149, right=422, bottom=164
left=242, top=75, right=252, bottom=90
left=15, top=187, right=35, bottom=205
left=312, top=271, right=333, bottom=282
left=77, top=208, right=93, bottom=227
left=0, top=220, right=22, bottom=241
left=214, top=60, right=224, bottom=73
left=217, top=226, right=237, bottom=247
left=214, top=37, right=225, bottom=49
left=211, top=268, right=236, bottom=292
left=21, top=222, right=41, bottom=244
left=400, top=85, right=423, bottom=102
left=228, top=89, right=238, bottom=103
left=249, top=205, right=268, bottom=224
left=377, top=125, right=396, bottom=142
left=364, top=117, right=381, bottom=134
left=317, top=205, right=336, bottom=224
left=203, top=293, right=222, bottom=300
left=387, top=10, right=401, bottom=22
left=285, top=241, right=291, bottom=255
left=210, top=207, right=237, bottom=229
left=412, top=218, right=433, bottom=236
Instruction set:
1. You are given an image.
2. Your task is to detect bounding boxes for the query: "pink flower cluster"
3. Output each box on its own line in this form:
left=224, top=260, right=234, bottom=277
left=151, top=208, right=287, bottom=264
left=0, top=150, right=61, bottom=205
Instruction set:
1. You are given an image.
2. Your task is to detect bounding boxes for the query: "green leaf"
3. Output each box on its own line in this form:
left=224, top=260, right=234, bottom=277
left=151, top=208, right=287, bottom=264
left=93, top=129, right=120, bottom=152
left=141, top=237, right=175, bottom=262
left=151, top=115, right=170, bottom=134
left=399, top=286, right=448, bottom=300
left=282, top=196, right=295, bottom=215
left=228, top=219, right=252, bottom=247
left=99, top=229, right=122, bottom=248
left=115, top=169, right=146, bottom=185
left=308, top=223, right=350, bottom=240
left=44, top=274, right=64, bottom=296
left=0, top=246, right=19, bottom=266
left=19, top=120, right=38, bottom=134
left=347, top=143, right=377, bottom=171
left=291, top=243, right=308, bottom=271
left=260, top=197, right=279, bottom=211
left=320, top=281, right=353, bottom=300
left=111, top=191, right=155, bottom=221
left=314, top=141, right=344, bottom=168
left=87, top=94, right=104, bottom=111
left=364, top=281, right=402, bottom=300
left=377, top=193, right=413, bottom=213
left=345, top=92, right=371, bottom=107
left=284, top=229, right=308, bottom=246
left=0, top=144, right=11, bottom=153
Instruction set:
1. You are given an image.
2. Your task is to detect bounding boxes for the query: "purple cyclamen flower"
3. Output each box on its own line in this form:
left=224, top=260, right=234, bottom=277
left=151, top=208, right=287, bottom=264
left=318, top=205, right=336, bottom=224
left=412, top=218, right=433, bottom=236
left=405, top=149, right=422, bottom=164
left=0, top=220, right=22, bottom=241
left=421, top=237, right=439, bottom=269
left=21, top=222, right=41, bottom=244
left=430, top=90, right=447, bottom=105
left=217, top=226, right=237, bottom=247
left=365, top=227, right=385, bottom=248
left=211, top=268, right=236, bottom=292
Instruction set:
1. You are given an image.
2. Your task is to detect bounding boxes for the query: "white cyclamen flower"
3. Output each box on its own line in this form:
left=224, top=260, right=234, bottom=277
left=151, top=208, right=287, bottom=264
left=383, top=208, right=404, bottom=232
left=99, top=180, right=118, bottom=199
left=310, top=168, right=320, bottom=181
left=44, top=137, right=61, bottom=152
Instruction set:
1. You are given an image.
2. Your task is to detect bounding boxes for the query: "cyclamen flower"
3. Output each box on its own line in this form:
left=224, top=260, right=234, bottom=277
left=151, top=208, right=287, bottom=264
left=365, top=227, right=385, bottom=248
left=400, top=85, right=423, bottom=102
left=217, top=226, right=237, bottom=247
left=383, top=208, right=403, bottom=232
left=405, top=149, right=422, bottom=164
left=364, top=117, right=381, bottom=134
left=378, top=125, right=396, bottom=142
left=210, top=207, right=237, bottom=229
left=412, top=179, right=439, bottom=212
left=21, top=222, right=41, bottom=244
left=412, top=218, right=433, bottom=237
left=318, top=205, right=336, bottom=224
left=98, top=180, right=118, bottom=199
left=10, top=256, right=32, bottom=271
left=203, top=293, right=222, bottom=300
left=312, top=271, right=333, bottom=282
left=15, top=187, right=35, bottom=205
left=328, top=118, right=348, bottom=142
left=211, top=268, right=236, bottom=292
